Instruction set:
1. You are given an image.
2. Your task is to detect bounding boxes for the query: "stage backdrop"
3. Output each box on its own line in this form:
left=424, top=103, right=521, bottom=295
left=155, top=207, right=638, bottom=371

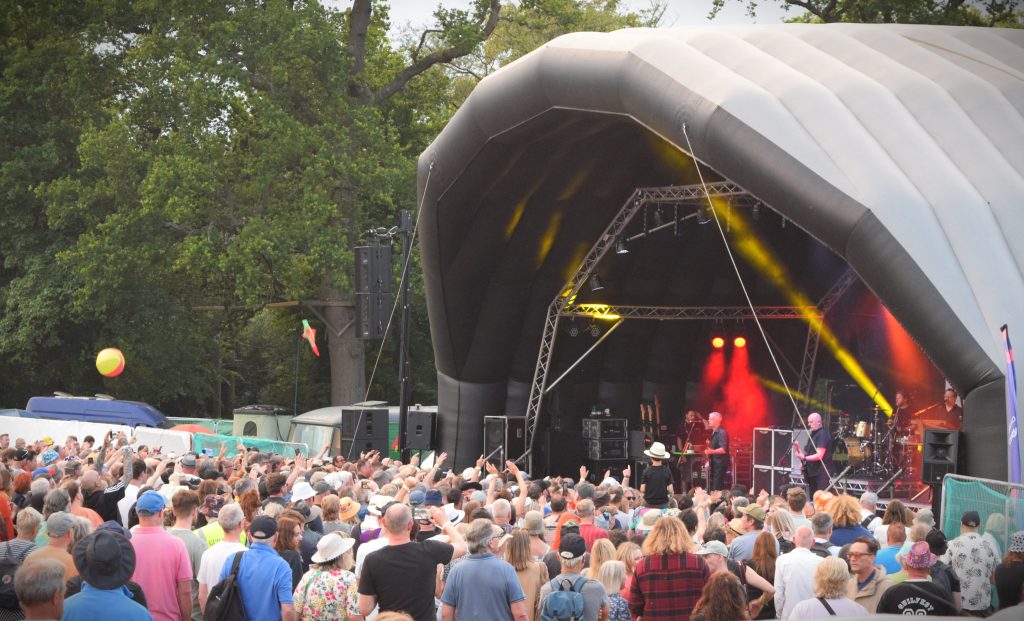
left=417, top=24, right=1024, bottom=480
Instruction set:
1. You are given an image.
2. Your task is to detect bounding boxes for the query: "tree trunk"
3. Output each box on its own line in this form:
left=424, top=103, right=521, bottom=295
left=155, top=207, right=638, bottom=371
left=323, top=283, right=365, bottom=405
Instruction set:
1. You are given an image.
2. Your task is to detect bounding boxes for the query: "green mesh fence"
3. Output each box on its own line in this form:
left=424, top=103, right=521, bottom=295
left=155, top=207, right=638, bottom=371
left=191, top=432, right=309, bottom=458
left=941, top=474, right=1024, bottom=556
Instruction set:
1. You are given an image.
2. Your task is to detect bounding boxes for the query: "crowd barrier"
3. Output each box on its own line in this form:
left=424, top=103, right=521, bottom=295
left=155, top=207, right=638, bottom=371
left=940, top=473, right=1024, bottom=556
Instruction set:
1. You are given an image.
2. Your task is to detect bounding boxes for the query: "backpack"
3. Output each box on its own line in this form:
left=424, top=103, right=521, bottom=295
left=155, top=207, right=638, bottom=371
left=203, top=552, right=246, bottom=621
left=540, top=576, right=588, bottom=621
left=0, top=542, right=32, bottom=610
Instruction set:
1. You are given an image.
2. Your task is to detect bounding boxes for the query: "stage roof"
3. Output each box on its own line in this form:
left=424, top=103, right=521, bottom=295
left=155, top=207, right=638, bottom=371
left=417, top=24, right=1024, bottom=478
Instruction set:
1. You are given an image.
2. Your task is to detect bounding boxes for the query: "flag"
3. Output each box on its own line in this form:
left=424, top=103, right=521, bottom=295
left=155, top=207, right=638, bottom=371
left=302, top=319, right=320, bottom=357
left=1002, top=325, right=1021, bottom=484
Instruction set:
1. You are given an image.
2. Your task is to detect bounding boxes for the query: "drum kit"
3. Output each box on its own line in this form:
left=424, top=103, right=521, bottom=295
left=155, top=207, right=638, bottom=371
left=833, top=407, right=918, bottom=478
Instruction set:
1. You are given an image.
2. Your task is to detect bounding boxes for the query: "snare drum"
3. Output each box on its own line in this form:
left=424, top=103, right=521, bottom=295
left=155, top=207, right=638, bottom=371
left=854, top=421, right=872, bottom=439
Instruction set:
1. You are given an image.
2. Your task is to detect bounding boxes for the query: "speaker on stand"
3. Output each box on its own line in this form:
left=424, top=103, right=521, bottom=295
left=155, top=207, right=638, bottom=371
left=483, top=416, right=527, bottom=466
left=921, top=428, right=962, bottom=517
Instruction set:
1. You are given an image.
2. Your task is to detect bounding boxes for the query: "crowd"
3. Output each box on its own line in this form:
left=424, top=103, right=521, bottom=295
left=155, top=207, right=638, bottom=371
left=1, top=431, right=1023, bottom=621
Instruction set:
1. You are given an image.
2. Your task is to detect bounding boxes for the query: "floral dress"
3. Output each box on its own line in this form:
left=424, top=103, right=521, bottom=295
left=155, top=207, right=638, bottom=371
left=292, top=567, right=361, bottom=621
left=607, top=592, right=630, bottom=621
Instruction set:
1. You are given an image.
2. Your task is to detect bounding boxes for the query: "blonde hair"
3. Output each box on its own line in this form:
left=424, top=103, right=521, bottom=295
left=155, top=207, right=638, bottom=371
left=825, top=494, right=862, bottom=528
left=814, top=557, right=851, bottom=599
left=766, top=510, right=795, bottom=540
left=321, top=494, right=340, bottom=521
left=586, top=538, right=616, bottom=579
left=598, top=560, right=627, bottom=595
left=506, top=528, right=534, bottom=572
left=615, top=541, right=641, bottom=575
left=642, top=516, right=694, bottom=556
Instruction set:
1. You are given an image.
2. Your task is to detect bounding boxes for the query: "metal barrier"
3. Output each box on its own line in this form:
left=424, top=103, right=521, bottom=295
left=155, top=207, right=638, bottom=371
left=940, top=473, right=1024, bottom=556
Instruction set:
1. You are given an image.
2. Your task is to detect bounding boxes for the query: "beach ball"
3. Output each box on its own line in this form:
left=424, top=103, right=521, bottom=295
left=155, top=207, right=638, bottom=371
left=96, top=348, right=125, bottom=378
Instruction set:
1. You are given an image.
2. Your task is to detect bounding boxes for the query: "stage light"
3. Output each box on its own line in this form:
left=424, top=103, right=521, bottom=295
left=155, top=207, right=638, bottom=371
left=734, top=336, right=747, bottom=348
left=588, top=275, right=605, bottom=292
left=590, top=324, right=600, bottom=337
left=697, top=205, right=712, bottom=225
left=568, top=323, right=579, bottom=337
left=615, top=237, right=629, bottom=255
left=711, top=336, right=725, bottom=349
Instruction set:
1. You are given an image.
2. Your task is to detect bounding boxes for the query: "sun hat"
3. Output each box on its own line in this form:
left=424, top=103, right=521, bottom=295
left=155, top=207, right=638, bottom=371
left=695, top=540, right=729, bottom=557
left=41, top=449, right=59, bottom=465
left=367, top=494, right=391, bottom=517
left=558, top=533, right=586, bottom=560
left=1009, top=530, right=1024, bottom=554
left=73, top=530, right=136, bottom=590
left=40, top=437, right=54, bottom=447
left=739, top=504, right=767, bottom=523
left=311, top=532, right=356, bottom=564
left=135, top=490, right=167, bottom=515
left=203, top=495, right=226, bottom=518
left=96, top=520, right=132, bottom=540
left=904, top=540, right=936, bottom=569
left=338, top=497, right=360, bottom=521
left=523, top=510, right=545, bottom=536
left=636, top=510, right=662, bottom=533
left=727, top=518, right=746, bottom=538
left=643, top=441, right=670, bottom=460
left=443, top=503, right=465, bottom=525
left=290, top=481, right=316, bottom=502
left=250, top=515, right=278, bottom=540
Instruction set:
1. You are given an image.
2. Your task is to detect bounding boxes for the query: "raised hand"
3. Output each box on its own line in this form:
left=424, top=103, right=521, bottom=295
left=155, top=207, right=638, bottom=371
left=622, top=465, right=631, bottom=479
left=579, top=464, right=589, bottom=482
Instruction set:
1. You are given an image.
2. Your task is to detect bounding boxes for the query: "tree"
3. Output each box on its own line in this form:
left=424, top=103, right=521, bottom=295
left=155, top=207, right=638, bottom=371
left=709, top=0, right=1023, bottom=25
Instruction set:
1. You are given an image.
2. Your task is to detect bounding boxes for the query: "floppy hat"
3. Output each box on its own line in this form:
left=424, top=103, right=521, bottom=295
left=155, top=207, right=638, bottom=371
left=727, top=518, right=745, bottom=538
left=643, top=442, right=670, bottom=460
left=291, top=481, right=316, bottom=502
left=367, top=494, right=391, bottom=517
left=636, top=510, right=661, bottom=533
left=338, top=497, right=360, bottom=521
left=904, top=540, right=936, bottom=569
left=74, top=530, right=135, bottom=590
left=443, top=503, right=465, bottom=525
left=311, top=532, right=356, bottom=564
left=1009, top=530, right=1024, bottom=554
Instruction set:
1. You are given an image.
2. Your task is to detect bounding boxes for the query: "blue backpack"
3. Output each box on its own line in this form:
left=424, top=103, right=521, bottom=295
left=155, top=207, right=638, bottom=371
left=540, top=576, right=587, bottom=621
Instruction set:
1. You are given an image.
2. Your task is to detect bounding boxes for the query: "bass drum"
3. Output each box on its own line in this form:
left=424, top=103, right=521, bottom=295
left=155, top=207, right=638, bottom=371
left=831, top=438, right=871, bottom=468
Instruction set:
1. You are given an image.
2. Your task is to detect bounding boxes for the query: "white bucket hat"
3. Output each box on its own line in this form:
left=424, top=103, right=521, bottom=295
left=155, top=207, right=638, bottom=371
left=644, top=441, right=670, bottom=460
left=290, top=481, right=316, bottom=502
left=311, top=532, right=356, bottom=564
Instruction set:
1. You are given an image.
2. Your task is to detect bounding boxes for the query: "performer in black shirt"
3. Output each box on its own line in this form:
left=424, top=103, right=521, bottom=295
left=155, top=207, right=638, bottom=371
left=940, top=388, right=963, bottom=428
left=795, top=412, right=832, bottom=497
left=704, top=411, right=729, bottom=491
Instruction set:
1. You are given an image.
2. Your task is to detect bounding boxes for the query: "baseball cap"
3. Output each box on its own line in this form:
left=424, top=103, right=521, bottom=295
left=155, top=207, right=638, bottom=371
left=558, top=533, right=586, bottom=560
left=904, top=541, right=936, bottom=569
left=424, top=490, right=444, bottom=507
left=408, top=490, right=426, bottom=506
left=926, top=529, right=948, bottom=556
left=313, top=481, right=332, bottom=495
left=739, top=504, right=766, bottom=523
left=961, top=510, right=981, bottom=527
left=250, top=515, right=278, bottom=540
left=695, top=540, right=729, bottom=557
left=31, top=467, right=52, bottom=479
left=46, top=511, right=76, bottom=537
left=135, top=490, right=167, bottom=515
left=14, top=449, right=31, bottom=461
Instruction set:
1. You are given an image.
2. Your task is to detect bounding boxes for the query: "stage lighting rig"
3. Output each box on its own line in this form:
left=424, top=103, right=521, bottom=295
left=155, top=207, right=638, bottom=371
left=711, top=336, right=725, bottom=349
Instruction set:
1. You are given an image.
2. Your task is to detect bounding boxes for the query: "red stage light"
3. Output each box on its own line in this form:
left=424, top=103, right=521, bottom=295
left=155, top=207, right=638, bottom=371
left=734, top=336, right=747, bottom=348
left=711, top=336, right=725, bottom=349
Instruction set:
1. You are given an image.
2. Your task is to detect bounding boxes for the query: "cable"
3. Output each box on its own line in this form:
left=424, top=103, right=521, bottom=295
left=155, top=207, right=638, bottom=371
left=681, top=125, right=834, bottom=485
left=363, top=162, right=433, bottom=400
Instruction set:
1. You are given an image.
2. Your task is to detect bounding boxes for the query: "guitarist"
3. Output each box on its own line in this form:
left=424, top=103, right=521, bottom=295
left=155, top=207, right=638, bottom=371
left=795, top=412, right=833, bottom=497
left=704, top=412, right=729, bottom=492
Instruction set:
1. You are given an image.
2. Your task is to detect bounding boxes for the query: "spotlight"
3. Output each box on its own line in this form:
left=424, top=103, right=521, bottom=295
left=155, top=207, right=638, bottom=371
left=711, top=336, right=725, bottom=349
left=615, top=237, right=629, bottom=255
left=697, top=206, right=712, bottom=225
left=588, top=275, right=605, bottom=292
left=568, top=322, right=579, bottom=337
left=734, top=336, right=747, bottom=348
left=590, top=324, right=600, bottom=338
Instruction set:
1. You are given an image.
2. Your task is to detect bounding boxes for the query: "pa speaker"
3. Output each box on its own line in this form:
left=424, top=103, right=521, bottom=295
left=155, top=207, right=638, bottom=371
left=405, top=409, right=436, bottom=450
left=629, top=431, right=652, bottom=459
left=354, top=245, right=392, bottom=293
left=922, top=428, right=961, bottom=484
left=483, top=416, right=527, bottom=465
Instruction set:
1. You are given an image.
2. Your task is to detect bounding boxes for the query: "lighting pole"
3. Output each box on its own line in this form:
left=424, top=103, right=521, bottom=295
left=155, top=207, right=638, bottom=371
left=397, top=209, right=413, bottom=462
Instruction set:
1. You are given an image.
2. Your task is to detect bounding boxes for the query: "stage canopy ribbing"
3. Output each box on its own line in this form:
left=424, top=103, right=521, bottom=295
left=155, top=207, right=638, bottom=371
left=417, top=24, right=1024, bottom=480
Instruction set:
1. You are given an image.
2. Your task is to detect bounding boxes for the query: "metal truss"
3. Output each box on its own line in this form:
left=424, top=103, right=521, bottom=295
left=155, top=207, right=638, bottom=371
left=523, top=182, right=748, bottom=470
left=562, top=304, right=819, bottom=321
left=795, top=267, right=860, bottom=411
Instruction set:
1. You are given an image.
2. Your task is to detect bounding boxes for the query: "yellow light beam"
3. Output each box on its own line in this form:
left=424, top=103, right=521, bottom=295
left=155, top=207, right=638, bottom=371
left=757, top=376, right=841, bottom=416
left=709, top=197, right=892, bottom=415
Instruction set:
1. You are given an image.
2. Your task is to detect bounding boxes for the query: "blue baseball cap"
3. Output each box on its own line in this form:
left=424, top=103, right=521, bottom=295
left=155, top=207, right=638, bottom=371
left=408, top=490, right=426, bottom=506
left=31, top=467, right=51, bottom=479
left=135, top=490, right=167, bottom=515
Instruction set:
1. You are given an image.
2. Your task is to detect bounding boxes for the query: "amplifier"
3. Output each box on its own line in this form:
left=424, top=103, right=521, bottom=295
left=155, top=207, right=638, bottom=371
left=753, top=466, right=790, bottom=496
left=586, top=439, right=629, bottom=461
left=753, top=427, right=792, bottom=468
left=582, top=418, right=628, bottom=439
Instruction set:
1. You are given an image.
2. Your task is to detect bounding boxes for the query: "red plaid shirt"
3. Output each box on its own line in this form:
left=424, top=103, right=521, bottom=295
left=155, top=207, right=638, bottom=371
left=628, top=552, right=708, bottom=620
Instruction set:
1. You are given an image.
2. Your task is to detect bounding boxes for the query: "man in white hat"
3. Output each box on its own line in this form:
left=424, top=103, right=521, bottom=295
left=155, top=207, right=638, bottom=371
left=640, top=442, right=674, bottom=509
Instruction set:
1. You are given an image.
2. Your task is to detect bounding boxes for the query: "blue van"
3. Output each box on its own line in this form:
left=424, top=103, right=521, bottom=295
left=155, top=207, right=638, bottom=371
left=25, top=395, right=170, bottom=428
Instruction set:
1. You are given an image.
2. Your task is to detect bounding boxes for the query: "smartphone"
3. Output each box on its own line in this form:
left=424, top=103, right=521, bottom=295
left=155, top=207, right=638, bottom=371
left=202, top=448, right=214, bottom=457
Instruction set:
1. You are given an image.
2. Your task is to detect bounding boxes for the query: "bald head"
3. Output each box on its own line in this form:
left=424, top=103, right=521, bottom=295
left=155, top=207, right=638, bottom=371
left=383, top=503, right=412, bottom=535
left=79, top=470, right=100, bottom=492
left=808, top=413, right=822, bottom=428
left=794, top=525, right=815, bottom=548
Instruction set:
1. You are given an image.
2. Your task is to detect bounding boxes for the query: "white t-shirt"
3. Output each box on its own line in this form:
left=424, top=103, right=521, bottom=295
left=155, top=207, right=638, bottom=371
left=789, top=597, right=868, bottom=619
left=197, top=541, right=248, bottom=588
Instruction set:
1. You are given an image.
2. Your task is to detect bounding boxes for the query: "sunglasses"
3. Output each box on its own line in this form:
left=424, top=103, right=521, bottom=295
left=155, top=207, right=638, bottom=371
left=625, top=496, right=636, bottom=500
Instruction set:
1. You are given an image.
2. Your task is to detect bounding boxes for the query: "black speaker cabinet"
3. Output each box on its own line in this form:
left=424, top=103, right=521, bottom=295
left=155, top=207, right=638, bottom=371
left=586, top=439, right=629, bottom=461
left=629, top=431, right=652, bottom=459
left=753, top=466, right=789, bottom=496
left=342, top=408, right=389, bottom=441
left=922, top=428, right=961, bottom=484
left=483, top=416, right=527, bottom=465
left=582, top=418, right=628, bottom=439
left=405, top=409, right=436, bottom=450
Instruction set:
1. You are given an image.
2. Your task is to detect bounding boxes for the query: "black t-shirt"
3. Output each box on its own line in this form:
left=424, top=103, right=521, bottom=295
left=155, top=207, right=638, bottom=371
left=359, top=539, right=455, bottom=621
left=877, top=580, right=955, bottom=616
left=804, top=427, right=832, bottom=476
left=710, top=428, right=729, bottom=465
left=995, top=561, right=1024, bottom=609
left=642, top=464, right=673, bottom=507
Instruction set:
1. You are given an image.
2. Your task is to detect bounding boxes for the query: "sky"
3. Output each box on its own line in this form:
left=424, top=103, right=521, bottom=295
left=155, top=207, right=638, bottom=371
left=327, top=1, right=795, bottom=35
